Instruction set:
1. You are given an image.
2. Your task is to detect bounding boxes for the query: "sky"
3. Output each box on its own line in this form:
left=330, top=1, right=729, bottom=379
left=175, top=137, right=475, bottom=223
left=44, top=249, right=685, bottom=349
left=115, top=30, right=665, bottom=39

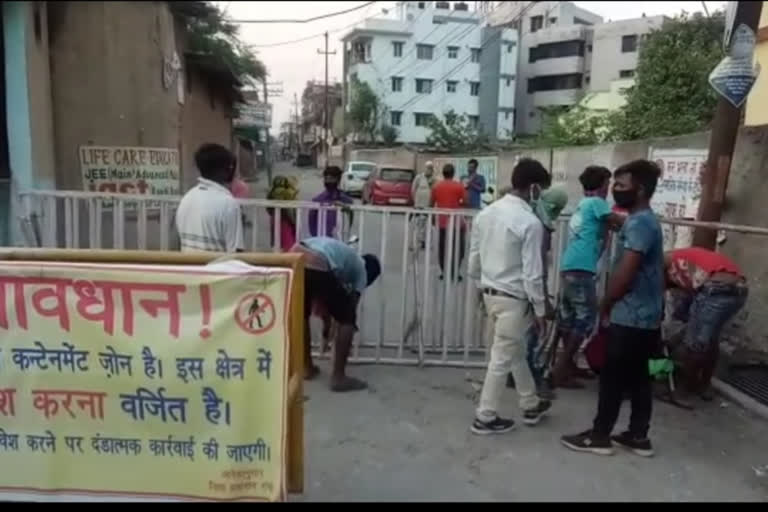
left=219, top=1, right=727, bottom=128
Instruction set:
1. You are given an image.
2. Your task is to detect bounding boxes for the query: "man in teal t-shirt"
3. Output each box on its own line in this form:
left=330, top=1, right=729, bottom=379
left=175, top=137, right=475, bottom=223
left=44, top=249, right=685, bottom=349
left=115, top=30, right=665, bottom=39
left=554, top=166, right=622, bottom=388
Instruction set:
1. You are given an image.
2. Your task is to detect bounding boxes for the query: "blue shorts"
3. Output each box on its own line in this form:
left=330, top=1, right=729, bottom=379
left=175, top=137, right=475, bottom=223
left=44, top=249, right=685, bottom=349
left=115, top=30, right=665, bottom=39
left=683, top=281, right=747, bottom=353
left=558, top=272, right=598, bottom=339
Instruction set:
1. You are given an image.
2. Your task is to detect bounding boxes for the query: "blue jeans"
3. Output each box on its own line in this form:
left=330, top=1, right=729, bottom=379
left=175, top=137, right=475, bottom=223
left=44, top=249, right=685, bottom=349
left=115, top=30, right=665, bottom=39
left=525, top=325, right=544, bottom=387
left=682, top=281, right=748, bottom=353
left=558, top=272, right=598, bottom=340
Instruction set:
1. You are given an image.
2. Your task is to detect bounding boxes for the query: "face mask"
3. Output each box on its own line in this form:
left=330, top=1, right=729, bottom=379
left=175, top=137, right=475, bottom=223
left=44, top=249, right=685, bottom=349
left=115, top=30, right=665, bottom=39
left=324, top=180, right=339, bottom=192
left=613, top=188, right=638, bottom=209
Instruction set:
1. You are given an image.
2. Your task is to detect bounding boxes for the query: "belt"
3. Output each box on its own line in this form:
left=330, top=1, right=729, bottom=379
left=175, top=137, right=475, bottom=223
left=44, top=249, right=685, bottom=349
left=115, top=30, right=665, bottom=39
left=483, top=288, right=526, bottom=301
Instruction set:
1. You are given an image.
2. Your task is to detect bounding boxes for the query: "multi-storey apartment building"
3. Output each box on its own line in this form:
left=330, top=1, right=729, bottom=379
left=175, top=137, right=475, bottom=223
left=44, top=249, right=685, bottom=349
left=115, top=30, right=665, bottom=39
left=341, top=1, right=517, bottom=144
left=490, top=1, right=664, bottom=134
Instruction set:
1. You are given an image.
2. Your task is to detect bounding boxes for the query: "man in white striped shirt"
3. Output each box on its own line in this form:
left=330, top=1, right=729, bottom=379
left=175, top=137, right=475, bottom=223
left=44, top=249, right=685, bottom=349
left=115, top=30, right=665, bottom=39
left=176, top=143, right=244, bottom=253
left=468, top=158, right=553, bottom=435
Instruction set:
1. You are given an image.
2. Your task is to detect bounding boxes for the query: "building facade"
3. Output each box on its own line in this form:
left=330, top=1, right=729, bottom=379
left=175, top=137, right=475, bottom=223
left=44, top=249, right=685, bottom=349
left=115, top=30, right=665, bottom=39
left=490, top=1, right=663, bottom=134
left=342, top=1, right=517, bottom=144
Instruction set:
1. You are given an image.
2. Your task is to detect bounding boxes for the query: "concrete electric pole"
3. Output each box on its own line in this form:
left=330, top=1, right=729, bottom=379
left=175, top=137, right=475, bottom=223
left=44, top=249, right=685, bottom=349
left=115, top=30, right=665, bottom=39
left=317, top=32, right=337, bottom=167
left=693, top=1, right=763, bottom=249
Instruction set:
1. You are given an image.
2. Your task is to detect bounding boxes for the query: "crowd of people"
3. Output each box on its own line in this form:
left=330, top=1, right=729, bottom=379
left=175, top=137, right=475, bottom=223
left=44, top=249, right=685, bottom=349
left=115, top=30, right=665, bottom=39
left=176, top=143, right=749, bottom=454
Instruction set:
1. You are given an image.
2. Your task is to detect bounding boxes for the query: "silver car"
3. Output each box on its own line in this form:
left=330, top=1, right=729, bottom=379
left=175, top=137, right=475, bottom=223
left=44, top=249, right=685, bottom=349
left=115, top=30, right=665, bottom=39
left=341, top=161, right=376, bottom=196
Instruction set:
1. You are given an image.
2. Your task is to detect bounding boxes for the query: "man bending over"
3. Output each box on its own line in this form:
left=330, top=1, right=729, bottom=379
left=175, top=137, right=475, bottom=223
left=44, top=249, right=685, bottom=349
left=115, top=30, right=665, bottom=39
left=292, top=236, right=381, bottom=392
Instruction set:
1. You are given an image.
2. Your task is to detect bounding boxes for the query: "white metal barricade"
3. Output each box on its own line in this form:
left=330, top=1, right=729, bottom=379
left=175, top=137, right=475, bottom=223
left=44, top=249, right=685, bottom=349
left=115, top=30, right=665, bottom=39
left=16, top=190, right=765, bottom=368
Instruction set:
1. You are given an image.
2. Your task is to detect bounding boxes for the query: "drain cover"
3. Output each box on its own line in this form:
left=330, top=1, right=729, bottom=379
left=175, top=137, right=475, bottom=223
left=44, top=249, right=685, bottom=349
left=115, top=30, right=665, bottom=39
left=721, top=364, right=768, bottom=407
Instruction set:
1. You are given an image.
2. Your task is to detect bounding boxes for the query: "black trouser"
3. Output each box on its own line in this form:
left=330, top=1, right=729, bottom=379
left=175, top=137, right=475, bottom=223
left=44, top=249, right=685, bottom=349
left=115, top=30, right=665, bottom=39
left=592, top=324, right=658, bottom=439
left=438, top=227, right=465, bottom=276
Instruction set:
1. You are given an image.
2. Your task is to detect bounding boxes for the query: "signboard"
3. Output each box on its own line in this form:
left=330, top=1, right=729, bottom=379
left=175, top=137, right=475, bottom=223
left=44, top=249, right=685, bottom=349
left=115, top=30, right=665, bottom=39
left=80, top=146, right=180, bottom=210
left=431, top=156, right=498, bottom=206
left=709, top=24, right=760, bottom=108
left=0, top=261, right=292, bottom=501
left=235, top=102, right=272, bottom=130
left=648, top=147, right=708, bottom=249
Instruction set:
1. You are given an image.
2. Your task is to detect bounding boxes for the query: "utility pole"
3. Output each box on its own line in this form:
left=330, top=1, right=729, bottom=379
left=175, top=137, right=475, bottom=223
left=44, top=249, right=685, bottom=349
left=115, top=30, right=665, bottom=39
left=693, top=1, right=763, bottom=249
left=317, top=32, right=337, bottom=167
left=262, top=79, right=273, bottom=187
left=293, top=92, right=300, bottom=160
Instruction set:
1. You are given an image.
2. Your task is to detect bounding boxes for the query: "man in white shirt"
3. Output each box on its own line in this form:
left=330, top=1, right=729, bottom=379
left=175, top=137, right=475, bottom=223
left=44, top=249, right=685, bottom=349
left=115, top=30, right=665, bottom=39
left=469, top=158, right=553, bottom=435
left=176, top=143, right=244, bottom=253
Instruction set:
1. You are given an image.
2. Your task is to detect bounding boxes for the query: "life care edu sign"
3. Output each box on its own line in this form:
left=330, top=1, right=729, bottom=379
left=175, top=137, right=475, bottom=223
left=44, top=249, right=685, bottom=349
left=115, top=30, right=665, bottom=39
left=80, top=146, right=180, bottom=207
left=0, top=261, right=292, bottom=501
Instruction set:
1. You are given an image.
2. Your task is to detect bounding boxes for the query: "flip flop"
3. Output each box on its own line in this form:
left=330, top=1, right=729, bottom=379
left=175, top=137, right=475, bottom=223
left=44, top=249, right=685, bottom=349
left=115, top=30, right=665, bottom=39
left=330, top=376, right=368, bottom=393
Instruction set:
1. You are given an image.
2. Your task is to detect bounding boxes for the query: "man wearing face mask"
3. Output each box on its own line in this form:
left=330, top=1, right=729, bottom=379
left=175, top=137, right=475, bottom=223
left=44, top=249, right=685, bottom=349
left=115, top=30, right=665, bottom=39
left=468, top=158, right=553, bottom=435
left=562, top=159, right=663, bottom=457
left=176, top=143, right=244, bottom=253
left=308, top=166, right=354, bottom=238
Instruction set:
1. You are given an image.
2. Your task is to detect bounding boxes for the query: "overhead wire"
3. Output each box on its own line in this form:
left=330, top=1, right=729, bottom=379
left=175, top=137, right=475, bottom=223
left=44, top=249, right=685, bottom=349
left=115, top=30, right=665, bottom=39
left=231, top=2, right=377, bottom=24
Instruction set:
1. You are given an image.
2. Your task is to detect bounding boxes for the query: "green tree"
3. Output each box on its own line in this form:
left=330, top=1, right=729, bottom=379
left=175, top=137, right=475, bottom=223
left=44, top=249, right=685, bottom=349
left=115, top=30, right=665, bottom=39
left=425, top=110, right=490, bottom=152
left=534, top=102, right=622, bottom=147
left=171, top=1, right=267, bottom=83
left=380, top=124, right=399, bottom=145
left=348, top=77, right=381, bottom=142
left=614, top=12, right=725, bottom=140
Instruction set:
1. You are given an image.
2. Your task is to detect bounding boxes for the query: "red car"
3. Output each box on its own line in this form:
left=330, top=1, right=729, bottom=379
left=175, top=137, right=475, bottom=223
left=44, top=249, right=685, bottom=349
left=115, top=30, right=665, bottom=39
left=362, top=166, right=415, bottom=206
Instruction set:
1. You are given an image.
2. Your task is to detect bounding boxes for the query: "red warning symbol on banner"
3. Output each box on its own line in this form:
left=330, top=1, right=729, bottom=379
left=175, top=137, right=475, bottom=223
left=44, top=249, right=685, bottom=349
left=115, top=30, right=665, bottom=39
left=234, top=293, right=276, bottom=335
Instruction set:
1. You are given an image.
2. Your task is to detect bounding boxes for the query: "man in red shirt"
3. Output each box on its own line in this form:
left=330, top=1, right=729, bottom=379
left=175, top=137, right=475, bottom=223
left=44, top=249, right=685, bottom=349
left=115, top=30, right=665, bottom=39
left=431, top=163, right=467, bottom=280
left=665, top=247, right=748, bottom=400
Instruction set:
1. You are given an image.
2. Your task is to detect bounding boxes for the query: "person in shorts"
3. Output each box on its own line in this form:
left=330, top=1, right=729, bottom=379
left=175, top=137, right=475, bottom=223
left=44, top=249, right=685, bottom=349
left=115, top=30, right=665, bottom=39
left=665, top=247, right=748, bottom=401
left=554, top=166, right=622, bottom=388
left=292, top=236, right=381, bottom=392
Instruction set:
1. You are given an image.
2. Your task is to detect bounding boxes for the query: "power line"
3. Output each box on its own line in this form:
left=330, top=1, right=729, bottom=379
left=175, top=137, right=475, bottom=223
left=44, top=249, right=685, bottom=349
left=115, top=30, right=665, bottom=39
left=231, top=1, right=376, bottom=24
left=248, top=2, right=379, bottom=48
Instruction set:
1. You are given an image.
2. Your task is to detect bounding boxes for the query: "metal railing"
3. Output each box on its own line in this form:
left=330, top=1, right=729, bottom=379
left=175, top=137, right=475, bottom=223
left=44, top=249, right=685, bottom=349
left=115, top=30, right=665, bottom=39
left=15, top=190, right=766, bottom=368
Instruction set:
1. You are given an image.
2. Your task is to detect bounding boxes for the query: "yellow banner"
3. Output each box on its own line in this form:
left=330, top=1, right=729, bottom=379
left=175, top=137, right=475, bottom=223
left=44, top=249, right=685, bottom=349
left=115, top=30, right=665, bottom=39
left=0, top=261, right=291, bottom=501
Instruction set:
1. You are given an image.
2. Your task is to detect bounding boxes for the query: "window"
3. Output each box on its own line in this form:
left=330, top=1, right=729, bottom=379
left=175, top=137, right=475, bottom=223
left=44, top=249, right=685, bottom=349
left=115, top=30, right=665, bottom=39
left=432, top=18, right=445, bottom=24
left=507, top=43, right=516, bottom=53
left=622, top=35, right=638, bottom=53
left=417, top=44, right=434, bottom=60
left=415, top=79, right=433, bottom=94
left=549, top=17, right=557, bottom=25
left=619, top=69, right=635, bottom=78
left=530, top=15, right=543, bottom=33
left=418, top=1, right=425, bottom=8
left=574, top=17, right=594, bottom=26
left=414, top=113, right=433, bottom=126
left=471, top=48, right=481, bottom=63
left=446, top=80, right=458, bottom=93
left=527, top=73, right=583, bottom=93
left=391, top=76, right=403, bottom=92
left=391, top=111, right=402, bottom=126
left=448, top=46, right=459, bottom=59
left=393, top=42, right=404, bottom=58
left=352, top=41, right=371, bottom=63
left=470, top=82, right=480, bottom=96
left=468, top=115, right=479, bottom=129
left=529, top=40, right=585, bottom=62
left=585, top=75, right=591, bottom=85
left=587, top=44, right=593, bottom=52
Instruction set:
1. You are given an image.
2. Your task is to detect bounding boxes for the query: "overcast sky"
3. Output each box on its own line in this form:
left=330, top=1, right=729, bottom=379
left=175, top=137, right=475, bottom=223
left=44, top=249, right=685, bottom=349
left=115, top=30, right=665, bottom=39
left=219, top=1, right=727, bottom=127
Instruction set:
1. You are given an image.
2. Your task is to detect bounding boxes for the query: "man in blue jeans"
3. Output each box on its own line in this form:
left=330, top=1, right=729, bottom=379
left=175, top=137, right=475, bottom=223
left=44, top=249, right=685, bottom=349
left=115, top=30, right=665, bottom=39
left=561, top=159, right=664, bottom=457
left=553, top=166, right=623, bottom=389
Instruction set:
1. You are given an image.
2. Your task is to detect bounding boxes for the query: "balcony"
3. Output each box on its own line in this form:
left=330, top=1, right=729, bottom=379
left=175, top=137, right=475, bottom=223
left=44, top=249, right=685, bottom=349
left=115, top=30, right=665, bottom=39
left=532, top=89, right=582, bottom=107
left=531, top=55, right=585, bottom=76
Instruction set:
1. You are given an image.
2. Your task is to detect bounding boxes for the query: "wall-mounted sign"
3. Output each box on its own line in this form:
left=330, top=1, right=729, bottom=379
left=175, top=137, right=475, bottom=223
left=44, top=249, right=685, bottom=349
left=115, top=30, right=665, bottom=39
left=235, top=102, right=272, bottom=129
left=80, top=146, right=180, bottom=209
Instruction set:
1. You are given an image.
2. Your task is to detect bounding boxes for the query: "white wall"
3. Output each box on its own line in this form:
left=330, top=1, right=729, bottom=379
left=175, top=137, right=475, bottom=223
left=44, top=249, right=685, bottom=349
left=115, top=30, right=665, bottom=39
left=345, top=2, right=517, bottom=143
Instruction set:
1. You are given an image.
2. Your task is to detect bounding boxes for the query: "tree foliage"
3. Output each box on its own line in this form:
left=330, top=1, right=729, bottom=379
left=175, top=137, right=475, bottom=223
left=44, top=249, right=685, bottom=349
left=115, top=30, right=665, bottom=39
left=347, top=77, right=381, bottom=143
left=535, top=103, right=622, bottom=147
left=615, top=12, right=725, bottom=140
left=425, top=110, right=490, bottom=152
left=172, top=1, right=267, bottom=83
left=380, top=124, right=399, bottom=145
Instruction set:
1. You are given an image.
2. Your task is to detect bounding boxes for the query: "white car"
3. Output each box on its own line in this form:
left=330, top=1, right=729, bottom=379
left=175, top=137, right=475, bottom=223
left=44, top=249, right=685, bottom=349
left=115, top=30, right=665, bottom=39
left=341, top=161, right=376, bottom=196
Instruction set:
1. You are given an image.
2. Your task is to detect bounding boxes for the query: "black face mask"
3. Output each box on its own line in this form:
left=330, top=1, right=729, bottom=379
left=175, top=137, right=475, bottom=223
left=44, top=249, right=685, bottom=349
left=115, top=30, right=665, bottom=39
left=324, top=181, right=339, bottom=192
left=613, top=188, right=638, bottom=209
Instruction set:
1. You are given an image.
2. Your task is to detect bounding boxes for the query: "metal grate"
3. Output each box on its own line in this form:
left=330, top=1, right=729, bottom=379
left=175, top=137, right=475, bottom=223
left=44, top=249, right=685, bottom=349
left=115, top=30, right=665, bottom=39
left=721, top=364, right=768, bottom=407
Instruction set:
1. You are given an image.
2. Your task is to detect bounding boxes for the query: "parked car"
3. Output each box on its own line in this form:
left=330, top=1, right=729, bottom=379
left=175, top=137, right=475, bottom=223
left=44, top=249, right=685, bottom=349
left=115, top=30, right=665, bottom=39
left=341, top=161, right=375, bottom=196
left=362, top=166, right=415, bottom=206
